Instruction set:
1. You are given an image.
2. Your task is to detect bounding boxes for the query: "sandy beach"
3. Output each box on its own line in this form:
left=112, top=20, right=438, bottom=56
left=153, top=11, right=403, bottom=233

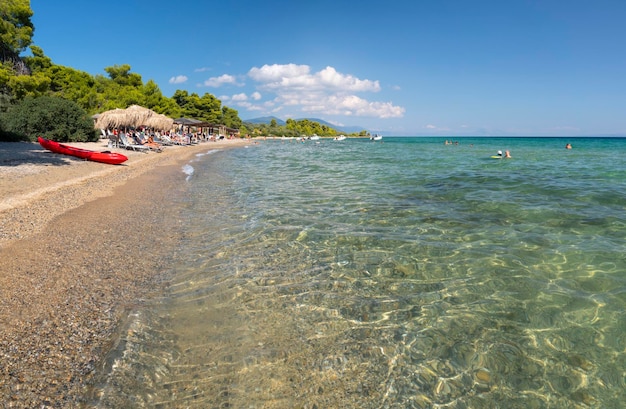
left=0, top=138, right=251, bottom=407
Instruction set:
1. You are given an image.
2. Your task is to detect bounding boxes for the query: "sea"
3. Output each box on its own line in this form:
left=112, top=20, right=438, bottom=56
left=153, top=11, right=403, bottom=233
left=88, top=137, right=626, bottom=408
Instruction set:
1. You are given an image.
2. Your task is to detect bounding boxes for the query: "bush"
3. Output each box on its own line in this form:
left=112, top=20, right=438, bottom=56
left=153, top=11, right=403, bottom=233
left=0, top=96, right=97, bottom=142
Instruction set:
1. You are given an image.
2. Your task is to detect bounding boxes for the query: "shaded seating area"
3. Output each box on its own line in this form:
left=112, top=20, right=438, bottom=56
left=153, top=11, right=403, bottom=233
left=93, top=107, right=241, bottom=152
left=173, top=118, right=240, bottom=141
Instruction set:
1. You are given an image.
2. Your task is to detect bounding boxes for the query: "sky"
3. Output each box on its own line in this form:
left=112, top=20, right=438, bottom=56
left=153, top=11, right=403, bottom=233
left=30, top=0, right=626, bottom=136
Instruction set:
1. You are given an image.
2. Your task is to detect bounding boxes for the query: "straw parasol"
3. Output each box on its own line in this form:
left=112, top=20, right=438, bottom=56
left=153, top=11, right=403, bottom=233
left=124, top=105, right=156, bottom=127
left=145, top=113, right=174, bottom=130
left=95, top=105, right=173, bottom=130
left=94, top=108, right=129, bottom=129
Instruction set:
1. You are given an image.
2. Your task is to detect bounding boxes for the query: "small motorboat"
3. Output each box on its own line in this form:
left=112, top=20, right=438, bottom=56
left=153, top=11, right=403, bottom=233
left=38, top=137, right=128, bottom=165
left=370, top=134, right=382, bottom=141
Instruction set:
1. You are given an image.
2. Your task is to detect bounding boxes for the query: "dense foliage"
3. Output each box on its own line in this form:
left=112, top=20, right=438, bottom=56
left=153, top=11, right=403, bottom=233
left=245, top=118, right=340, bottom=138
left=242, top=118, right=367, bottom=138
left=1, top=96, right=96, bottom=142
left=0, top=0, right=33, bottom=55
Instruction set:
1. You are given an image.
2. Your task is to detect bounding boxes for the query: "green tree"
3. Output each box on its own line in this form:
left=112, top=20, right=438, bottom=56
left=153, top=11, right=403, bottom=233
left=222, top=106, right=242, bottom=129
left=172, top=90, right=223, bottom=122
left=285, top=118, right=297, bottom=133
left=104, top=64, right=142, bottom=88
left=45, top=65, right=97, bottom=104
left=142, top=80, right=166, bottom=110
left=0, top=0, right=34, bottom=55
left=239, top=123, right=249, bottom=137
left=1, top=96, right=96, bottom=142
left=0, top=2, right=35, bottom=99
left=21, top=45, right=51, bottom=71
left=197, top=93, right=222, bottom=122
left=5, top=68, right=49, bottom=99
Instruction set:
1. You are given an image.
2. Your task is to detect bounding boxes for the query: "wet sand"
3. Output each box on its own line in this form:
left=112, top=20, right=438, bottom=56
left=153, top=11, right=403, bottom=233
left=0, top=138, right=251, bottom=407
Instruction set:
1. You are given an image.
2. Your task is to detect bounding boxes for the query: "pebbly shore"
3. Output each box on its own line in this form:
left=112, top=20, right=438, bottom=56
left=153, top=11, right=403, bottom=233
left=0, top=138, right=251, bottom=407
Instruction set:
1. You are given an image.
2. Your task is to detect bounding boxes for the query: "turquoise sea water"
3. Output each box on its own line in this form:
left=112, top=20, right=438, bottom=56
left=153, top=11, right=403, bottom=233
left=90, top=137, right=626, bottom=408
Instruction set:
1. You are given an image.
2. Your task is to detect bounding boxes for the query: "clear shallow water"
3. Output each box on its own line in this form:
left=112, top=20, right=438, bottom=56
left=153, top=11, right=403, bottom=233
left=91, top=137, right=626, bottom=408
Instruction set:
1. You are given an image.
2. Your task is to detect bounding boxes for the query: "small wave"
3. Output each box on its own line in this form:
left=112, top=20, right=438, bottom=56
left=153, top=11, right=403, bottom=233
left=182, top=164, right=194, bottom=181
left=195, top=149, right=219, bottom=158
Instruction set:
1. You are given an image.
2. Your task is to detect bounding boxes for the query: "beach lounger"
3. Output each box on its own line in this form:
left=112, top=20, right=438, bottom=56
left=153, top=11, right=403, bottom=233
left=160, top=134, right=187, bottom=146
left=134, top=134, right=164, bottom=152
left=118, top=133, right=151, bottom=152
left=153, top=134, right=174, bottom=146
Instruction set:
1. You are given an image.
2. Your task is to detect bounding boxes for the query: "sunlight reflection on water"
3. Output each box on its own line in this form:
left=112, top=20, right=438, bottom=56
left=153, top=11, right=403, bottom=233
left=91, top=137, right=626, bottom=408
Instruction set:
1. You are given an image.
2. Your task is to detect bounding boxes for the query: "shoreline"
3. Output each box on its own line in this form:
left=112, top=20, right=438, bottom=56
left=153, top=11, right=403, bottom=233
left=0, top=138, right=252, bottom=406
left=0, top=138, right=250, bottom=247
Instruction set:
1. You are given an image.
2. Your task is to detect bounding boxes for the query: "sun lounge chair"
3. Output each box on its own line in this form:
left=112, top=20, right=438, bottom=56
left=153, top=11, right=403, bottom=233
left=134, top=134, right=164, bottom=152
left=118, top=133, right=151, bottom=152
left=153, top=134, right=174, bottom=146
left=160, top=134, right=187, bottom=146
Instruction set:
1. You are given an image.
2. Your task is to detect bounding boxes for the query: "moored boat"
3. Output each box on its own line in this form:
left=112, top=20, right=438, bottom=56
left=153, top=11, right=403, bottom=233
left=38, top=137, right=128, bottom=165
left=370, top=134, right=382, bottom=141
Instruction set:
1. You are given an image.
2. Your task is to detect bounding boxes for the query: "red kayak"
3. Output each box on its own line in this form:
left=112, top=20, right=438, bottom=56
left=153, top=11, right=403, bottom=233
left=38, top=137, right=128, bottom=165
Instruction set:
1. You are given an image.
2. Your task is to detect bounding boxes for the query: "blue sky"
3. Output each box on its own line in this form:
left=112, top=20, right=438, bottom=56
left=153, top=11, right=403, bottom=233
left=31, top=0, right=626, bottom=136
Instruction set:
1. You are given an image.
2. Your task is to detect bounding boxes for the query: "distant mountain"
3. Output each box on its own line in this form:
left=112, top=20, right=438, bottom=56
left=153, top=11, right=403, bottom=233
left=243, top=116, right=367, bottom=134
left=244, top=116, right=285, bottom=126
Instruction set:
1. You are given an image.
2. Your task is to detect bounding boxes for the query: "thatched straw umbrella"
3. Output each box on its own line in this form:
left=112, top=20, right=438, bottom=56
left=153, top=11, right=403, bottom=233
left=144, top=113, right=174, bottom=130
left=94, top=108, right=129, bottom=130
left=95, top=105, right=173, bottom=130
left=124, top=105, right=156, bottom=127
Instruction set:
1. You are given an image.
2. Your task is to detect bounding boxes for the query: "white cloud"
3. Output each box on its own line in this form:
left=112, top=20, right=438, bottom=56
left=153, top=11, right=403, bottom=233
left=426, top=124, right=437, bottom=129
left=251, top=91, right=262, bottom=100
left=322, top=95, right=405, bottom=118
left=231, top=93, right=248, bottom=101
left=236, top=101, right=264, bottom=112
left=244, top=63, right=403, bottom=119
left=316, top=66, right=380, bottom=92
left=169, top=75, right=188, bottom=84
left=248, top=63, right=310, bottom=83
left=203, top=74, right=242, bottom=87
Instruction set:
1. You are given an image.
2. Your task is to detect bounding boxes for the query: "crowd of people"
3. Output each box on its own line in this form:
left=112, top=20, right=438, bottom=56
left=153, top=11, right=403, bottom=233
left=102, top=127, right=231, bottom=151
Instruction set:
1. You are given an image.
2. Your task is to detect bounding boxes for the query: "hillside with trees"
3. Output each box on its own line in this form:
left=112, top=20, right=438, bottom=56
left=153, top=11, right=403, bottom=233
left=243, top=118, right=369, bottom=138
left=0, top=1, right=245, bottom=142
left=0, top=2, right=347, bottom=142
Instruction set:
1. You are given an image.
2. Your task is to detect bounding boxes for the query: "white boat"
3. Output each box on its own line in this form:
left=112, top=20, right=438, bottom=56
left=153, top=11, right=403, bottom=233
left=370, top=134, right=382, bottom=141
left=309, top=134, right=320, bottom=141
left=335, top=135, right=346, bottom=141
